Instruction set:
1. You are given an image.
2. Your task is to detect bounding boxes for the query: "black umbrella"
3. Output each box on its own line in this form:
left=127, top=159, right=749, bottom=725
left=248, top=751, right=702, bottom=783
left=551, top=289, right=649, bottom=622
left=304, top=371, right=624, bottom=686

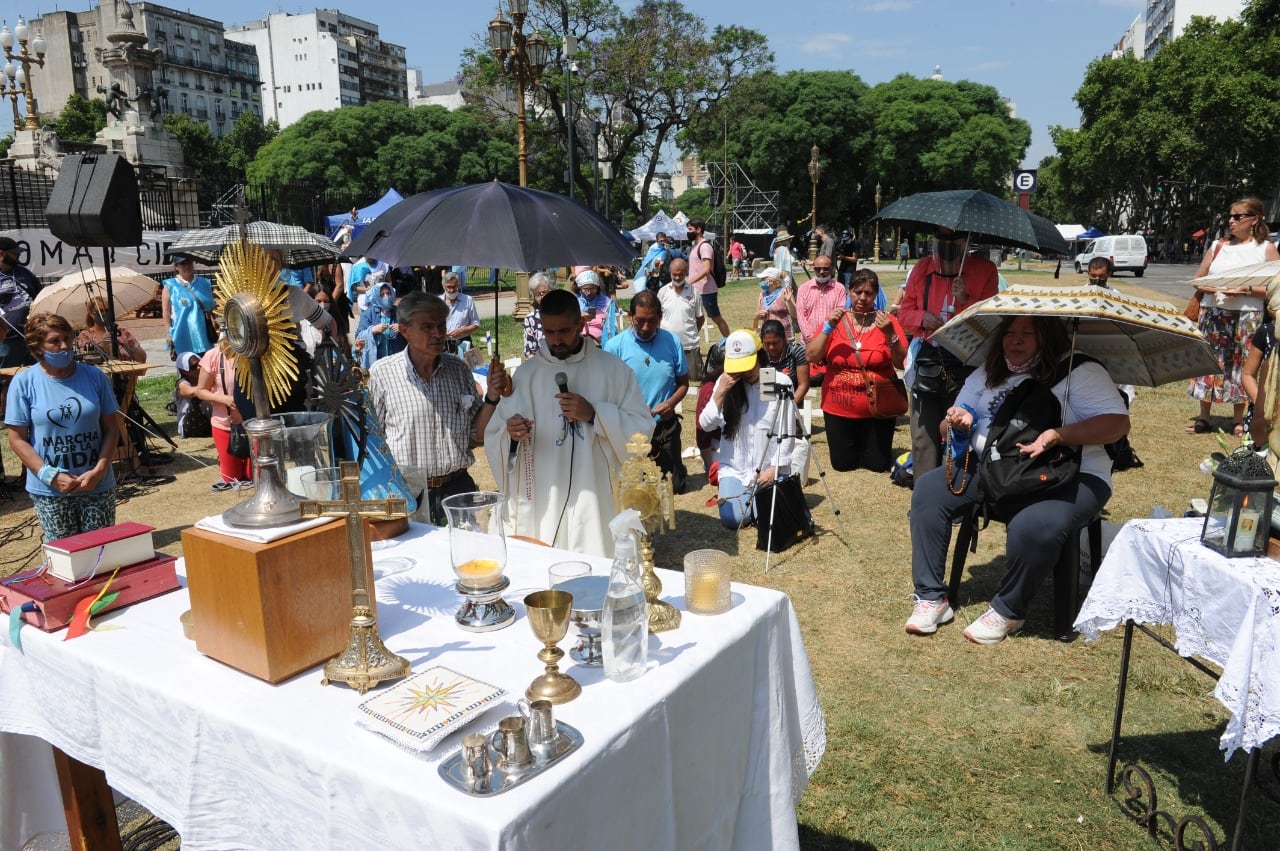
left=346, top=181, right=634, bottom=271
left=872, top=189, right=1066, bottom=254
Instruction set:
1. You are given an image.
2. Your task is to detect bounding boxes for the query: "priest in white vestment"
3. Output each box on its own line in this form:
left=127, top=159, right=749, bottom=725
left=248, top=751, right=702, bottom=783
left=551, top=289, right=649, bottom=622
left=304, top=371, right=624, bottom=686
left=485, top=290, right=654, bottom=557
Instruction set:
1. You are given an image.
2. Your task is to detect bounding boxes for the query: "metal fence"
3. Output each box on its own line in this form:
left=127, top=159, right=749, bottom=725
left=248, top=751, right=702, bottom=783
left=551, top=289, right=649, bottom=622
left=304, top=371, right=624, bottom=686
left=0, top=160, right=365, bottom=236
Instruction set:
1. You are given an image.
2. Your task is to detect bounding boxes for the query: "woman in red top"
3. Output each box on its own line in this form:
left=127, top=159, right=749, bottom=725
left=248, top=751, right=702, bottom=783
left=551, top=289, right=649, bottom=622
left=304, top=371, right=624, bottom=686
left=806, top=269, right=907, bottom=472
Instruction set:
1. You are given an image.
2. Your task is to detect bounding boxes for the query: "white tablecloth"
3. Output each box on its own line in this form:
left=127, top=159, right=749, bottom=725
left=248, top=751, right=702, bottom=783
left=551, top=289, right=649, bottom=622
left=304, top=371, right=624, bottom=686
left=0, top=523, right=825, bottom=850
left=1074, top=517, right=1280, bottom=758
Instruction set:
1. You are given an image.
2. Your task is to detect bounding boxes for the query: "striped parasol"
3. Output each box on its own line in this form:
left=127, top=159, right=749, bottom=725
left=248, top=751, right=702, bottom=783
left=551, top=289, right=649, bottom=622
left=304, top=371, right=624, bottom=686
left=168, top=222, right=342, bottom=268
left=930, top=283, right=1221, bottom=387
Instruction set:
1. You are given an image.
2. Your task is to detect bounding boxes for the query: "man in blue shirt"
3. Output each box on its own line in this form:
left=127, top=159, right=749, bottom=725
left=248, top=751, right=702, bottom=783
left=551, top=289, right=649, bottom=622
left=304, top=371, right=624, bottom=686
left=604, top=290, right=689, bottom=492
left=443, top=271, right=480, bottom=354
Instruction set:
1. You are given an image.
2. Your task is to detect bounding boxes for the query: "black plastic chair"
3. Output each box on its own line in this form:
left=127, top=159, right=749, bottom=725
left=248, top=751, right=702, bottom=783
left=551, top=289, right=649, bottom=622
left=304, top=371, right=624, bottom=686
left=947, top=504, right=1102, bottom=639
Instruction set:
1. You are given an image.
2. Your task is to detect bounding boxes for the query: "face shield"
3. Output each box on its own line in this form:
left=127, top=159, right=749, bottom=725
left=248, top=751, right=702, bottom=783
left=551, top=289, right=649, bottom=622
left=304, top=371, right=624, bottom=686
left=934, top=233, right=969, bottom=276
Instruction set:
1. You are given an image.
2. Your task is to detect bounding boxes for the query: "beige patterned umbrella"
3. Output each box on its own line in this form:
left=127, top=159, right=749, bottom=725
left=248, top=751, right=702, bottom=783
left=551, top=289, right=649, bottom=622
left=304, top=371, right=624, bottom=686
left=930, top=283, right=1221, bottom=386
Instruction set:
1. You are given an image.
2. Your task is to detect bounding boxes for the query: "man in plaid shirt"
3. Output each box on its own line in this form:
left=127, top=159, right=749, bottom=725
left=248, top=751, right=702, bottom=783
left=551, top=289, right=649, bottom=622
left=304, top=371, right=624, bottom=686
left=369, top=291, right=507, bottom=523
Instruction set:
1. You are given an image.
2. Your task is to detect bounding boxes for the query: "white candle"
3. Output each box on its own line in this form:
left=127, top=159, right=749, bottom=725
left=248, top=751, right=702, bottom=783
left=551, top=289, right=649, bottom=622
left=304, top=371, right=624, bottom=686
left=1235, top=507, right=1262, bottom=552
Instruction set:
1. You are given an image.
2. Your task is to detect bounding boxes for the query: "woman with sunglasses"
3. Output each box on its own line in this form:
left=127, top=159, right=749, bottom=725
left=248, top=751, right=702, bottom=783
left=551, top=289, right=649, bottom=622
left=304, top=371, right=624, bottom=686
left=1187, top=197, right=1280, bottom=435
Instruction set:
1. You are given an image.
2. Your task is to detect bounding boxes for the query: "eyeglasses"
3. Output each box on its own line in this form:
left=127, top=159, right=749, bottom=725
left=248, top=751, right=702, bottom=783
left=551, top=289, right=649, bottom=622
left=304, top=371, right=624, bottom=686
left=1229, top=213, right=1256, bottom=221
left=1088, top=276, right=1108, bottom=283
left=813, top=266, right=832, bottom=272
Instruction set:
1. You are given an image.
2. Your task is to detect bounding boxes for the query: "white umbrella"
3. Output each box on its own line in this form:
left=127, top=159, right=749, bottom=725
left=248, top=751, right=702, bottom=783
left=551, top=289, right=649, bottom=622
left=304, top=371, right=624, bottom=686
left=33, top=266, right=160, bottom=328
left=930, top=283, right=1221, bottom=387
left=1192, top=260, right=1280, bottom=291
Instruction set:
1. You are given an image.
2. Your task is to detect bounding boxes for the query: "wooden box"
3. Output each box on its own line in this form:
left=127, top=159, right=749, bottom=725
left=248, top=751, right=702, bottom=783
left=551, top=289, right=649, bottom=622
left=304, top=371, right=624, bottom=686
left=182, top=520, right=373, bottom=684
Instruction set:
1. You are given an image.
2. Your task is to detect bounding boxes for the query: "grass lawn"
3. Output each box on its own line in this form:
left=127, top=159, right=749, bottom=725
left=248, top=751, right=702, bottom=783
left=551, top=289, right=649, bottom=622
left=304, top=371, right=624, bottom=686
left=2, top=264, right=1275, bottom=848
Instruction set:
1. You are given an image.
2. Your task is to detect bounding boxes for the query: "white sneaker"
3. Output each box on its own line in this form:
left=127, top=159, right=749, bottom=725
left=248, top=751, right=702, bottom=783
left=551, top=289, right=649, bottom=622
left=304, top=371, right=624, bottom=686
left=963, top=607, right=1024, bottom=645
left=905, top=596, right=954, bottom=635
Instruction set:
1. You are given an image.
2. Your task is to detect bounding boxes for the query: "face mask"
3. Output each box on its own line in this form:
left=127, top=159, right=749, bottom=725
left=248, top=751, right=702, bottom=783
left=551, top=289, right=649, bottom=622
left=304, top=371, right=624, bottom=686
left=814, top=270, right=832, bottom=282
left=43, top=349, right=74, bottom=369
left=759, top=280, right=771, bottom=291
left=378, top=295, right=394, bottom=309
left=445, top=291, right=458, bottom=301
left=936, top=238, right=965, bottom=262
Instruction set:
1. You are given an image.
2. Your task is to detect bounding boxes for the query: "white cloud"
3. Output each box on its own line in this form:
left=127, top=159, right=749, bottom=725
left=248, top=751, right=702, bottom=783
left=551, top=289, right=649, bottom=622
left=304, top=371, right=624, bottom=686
left=857, top=1, right=918, bottom=11
left=806, top=33, right=855, bottom=55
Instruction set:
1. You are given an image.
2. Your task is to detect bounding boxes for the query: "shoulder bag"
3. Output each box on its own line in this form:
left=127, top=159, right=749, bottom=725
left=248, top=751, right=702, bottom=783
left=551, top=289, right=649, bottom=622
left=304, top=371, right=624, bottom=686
left=220, top=356, right=252, bottom=459
left=845, top=316, right=908, bottom=419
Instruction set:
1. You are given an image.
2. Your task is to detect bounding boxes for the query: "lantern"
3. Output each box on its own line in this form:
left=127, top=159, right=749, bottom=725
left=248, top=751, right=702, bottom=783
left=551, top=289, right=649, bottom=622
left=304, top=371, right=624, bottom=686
left=1201, top=447, right=1276, bottom=558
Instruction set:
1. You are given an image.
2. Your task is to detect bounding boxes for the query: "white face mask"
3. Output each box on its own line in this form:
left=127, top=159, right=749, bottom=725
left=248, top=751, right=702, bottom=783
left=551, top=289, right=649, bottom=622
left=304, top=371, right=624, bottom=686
left=445, top=290, right=458, bottom=301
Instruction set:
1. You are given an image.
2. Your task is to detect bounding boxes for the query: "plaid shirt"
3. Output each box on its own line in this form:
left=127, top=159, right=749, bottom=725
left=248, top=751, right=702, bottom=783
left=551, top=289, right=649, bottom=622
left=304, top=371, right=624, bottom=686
left=368, top=350, right=482, bottom=478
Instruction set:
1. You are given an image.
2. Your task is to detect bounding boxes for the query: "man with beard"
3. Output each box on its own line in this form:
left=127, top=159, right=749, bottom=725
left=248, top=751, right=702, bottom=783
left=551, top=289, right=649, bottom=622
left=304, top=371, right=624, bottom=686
left=606, top=290, right=690, bottom=493
left=897, top=228, right=999, bottom=474
left=485, top=289, right=652, bottom=556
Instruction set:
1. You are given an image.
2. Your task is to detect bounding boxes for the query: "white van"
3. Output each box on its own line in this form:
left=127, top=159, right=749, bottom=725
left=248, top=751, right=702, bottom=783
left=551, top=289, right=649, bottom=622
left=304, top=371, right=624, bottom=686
left=1074, top=234, right=1148, bottom=277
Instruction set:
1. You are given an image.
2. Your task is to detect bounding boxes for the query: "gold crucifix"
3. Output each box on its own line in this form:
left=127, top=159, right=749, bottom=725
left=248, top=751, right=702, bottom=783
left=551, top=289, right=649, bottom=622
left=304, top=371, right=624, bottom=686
left=300, top=460, right=410, bottom=693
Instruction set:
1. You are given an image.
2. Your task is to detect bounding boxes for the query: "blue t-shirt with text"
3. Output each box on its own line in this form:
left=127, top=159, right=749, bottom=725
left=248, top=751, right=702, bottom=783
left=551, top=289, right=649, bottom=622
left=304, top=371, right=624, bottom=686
left=4, top=364, right=119, bottom=496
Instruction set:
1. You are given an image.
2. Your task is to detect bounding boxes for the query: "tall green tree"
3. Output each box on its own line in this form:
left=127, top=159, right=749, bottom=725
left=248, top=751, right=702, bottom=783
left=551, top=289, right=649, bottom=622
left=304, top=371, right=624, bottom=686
left=218, top=112, right=279, bottom=180
left=247, top=101, right=517, bottom=198
left=461, top=0, right=771, bottom=221
left=163, top=113, right=221, bottom=178
left=47, top=94, right=108, bottom=143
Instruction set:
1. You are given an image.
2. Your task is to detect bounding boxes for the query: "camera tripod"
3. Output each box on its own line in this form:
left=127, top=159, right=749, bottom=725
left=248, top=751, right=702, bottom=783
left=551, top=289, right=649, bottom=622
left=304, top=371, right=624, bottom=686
left=743, top=384, right=845, bottom=571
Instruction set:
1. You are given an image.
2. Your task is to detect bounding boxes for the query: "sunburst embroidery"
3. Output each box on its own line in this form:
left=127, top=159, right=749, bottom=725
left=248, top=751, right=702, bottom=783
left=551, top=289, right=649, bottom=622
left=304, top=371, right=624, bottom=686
left=385, top=676, right=468, bottom=722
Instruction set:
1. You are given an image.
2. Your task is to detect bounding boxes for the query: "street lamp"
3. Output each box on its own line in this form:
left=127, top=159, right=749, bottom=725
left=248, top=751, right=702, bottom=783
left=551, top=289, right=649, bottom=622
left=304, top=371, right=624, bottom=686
left=1, top=16, right=47, bottom=131
left=806, top=145, right=821, bottom=263
left=873, top=182, right=882, bottom=264
left=488, top=0, right=548, bottom=318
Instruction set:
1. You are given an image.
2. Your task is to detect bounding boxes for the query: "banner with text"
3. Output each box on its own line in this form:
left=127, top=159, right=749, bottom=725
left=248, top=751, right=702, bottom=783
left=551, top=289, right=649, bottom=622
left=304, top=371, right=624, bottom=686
left=0, top=229, right=198, bottom=278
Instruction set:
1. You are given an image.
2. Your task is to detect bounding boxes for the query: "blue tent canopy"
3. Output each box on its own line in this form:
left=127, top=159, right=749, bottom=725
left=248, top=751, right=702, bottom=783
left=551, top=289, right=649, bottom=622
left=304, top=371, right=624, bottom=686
left=1076, top=226, right=1106, bottom=240
left=326, top=188, right=404, bottom=240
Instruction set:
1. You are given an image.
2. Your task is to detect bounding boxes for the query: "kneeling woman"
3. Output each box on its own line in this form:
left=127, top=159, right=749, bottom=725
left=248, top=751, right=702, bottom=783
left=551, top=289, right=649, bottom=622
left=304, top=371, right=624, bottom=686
left=5, top=313, right=121, bottom=540
left=698, top=330, right=796, bottom=528
left=905, top=316, right=1129, bottom=644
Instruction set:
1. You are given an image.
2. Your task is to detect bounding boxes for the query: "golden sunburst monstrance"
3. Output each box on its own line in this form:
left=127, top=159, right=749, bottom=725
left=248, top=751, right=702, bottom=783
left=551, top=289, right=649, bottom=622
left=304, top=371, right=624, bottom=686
left=215, top=239, right=299, bottom=409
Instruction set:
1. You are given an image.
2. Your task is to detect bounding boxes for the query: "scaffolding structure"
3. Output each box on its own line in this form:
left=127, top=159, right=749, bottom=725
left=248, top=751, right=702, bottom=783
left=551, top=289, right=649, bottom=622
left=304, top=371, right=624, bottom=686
left=704, top=161, right=779, bottom=233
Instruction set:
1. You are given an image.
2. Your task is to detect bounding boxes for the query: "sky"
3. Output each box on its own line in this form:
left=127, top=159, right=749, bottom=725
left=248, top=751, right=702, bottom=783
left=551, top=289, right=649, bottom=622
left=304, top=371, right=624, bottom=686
left=6, top=0, right=1160, bottom=168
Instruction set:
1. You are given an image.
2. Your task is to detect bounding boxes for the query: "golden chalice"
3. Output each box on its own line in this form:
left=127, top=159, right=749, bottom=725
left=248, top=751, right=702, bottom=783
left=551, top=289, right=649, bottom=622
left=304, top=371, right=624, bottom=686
left=523, top=590, right=581, bottom=705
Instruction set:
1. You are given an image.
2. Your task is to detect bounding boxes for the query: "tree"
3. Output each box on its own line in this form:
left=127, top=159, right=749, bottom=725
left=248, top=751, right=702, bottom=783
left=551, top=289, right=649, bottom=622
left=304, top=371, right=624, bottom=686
left=163, top=113, right=221, bottom=178
left=460, top=0, right=771, bottom=221
left=247, top=101, right=517, bottom=199
left=1051, top=10, right=1280, bottom=244
left=218, top=112, right=279, bottom=180
left=683, top=70, right=871, bottom=231
left=863, top=75, right=1030, bottom=204
left=47, top=94, right=107, bottom=143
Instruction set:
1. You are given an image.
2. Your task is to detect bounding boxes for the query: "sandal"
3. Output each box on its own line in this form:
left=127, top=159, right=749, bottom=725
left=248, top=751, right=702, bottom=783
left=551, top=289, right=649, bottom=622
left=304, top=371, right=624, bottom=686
left=1186, top=418, right=1210, bottom=434
left=1233, top=421, right=1246, bottom=437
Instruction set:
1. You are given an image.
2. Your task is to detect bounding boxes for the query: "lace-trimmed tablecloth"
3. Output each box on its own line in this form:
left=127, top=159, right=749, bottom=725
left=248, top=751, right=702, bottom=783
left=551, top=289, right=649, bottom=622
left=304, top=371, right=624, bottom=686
left=1075, top=517, right=1280, bottom=758
left=0, top=523, right=825, bottom=850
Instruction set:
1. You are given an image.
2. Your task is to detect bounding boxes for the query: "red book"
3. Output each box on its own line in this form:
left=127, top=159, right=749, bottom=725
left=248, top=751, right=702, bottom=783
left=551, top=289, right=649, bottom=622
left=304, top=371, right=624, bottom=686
left=42, top=522, right=156, bottom=582
left=0, top=554, right=180, bottom=632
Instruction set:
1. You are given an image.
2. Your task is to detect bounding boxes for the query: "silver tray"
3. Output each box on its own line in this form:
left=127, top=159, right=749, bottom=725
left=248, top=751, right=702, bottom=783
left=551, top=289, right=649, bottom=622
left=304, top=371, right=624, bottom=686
left=438, top=721, right=583, bottom=796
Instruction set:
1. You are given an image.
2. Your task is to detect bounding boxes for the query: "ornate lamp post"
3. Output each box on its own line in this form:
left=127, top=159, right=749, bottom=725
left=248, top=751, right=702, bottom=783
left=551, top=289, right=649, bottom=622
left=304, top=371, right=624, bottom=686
left=873, top=182, right=882, bottom=263
left=488, top=1, right=548, bottom=319
left=1, top=17, right=46, bottom=131
left=806, top=145, right=821, bottom=263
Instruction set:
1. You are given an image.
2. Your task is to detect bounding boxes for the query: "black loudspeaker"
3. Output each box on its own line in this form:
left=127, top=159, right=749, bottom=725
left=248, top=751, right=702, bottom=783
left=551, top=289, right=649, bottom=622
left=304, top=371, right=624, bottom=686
left=46, top=153, right=143, bottom=247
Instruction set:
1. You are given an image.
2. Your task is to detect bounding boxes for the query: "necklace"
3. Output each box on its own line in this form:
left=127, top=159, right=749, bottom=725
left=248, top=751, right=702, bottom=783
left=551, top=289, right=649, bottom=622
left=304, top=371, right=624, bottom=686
left=634, top=333, right=658, bottom=365
left=848, top=316, right=875, bottom=351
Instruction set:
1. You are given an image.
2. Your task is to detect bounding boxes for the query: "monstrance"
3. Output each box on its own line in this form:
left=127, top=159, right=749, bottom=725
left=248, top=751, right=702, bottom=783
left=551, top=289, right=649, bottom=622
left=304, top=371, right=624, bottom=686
left=217, top=239, right=303, bottom=528
left=300, top=460, right=410, bottom=693
left=612, top=432, right=679, bottom=633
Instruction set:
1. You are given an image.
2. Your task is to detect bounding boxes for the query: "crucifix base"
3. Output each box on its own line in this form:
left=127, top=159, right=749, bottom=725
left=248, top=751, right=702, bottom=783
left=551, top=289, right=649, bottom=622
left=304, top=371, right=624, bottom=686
left=321, top=606, right=411, bottom=694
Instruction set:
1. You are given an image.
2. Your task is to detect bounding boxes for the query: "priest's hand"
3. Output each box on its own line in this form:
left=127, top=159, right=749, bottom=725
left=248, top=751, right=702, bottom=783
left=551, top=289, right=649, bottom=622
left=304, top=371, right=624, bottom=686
left=557, top=392, right=595, bottom=424
left=506, top=414, right=534, bottom=442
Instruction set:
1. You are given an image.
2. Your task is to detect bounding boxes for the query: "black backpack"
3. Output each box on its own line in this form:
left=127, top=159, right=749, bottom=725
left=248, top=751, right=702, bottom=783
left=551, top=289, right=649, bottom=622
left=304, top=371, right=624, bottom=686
left=978, top=356, right=1097, bottom=518
left=708, top=240, right=728, bottom=288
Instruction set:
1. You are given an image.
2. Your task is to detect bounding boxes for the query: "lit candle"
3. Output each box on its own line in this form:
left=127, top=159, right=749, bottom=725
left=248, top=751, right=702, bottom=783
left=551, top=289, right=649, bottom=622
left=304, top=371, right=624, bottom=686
left=687, top=570, right=727, bottom=614
left=1236, top=506, right=1262, bottom=552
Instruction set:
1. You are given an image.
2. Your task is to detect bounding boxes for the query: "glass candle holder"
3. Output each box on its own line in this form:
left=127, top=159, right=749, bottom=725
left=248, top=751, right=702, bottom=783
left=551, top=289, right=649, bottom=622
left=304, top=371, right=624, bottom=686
left=684, top=549, right=731, bottom=615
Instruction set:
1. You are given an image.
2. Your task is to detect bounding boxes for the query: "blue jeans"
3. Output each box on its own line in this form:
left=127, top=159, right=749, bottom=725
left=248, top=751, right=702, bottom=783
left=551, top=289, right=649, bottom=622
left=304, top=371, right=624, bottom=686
left=717, top=476, right=754, bottom=528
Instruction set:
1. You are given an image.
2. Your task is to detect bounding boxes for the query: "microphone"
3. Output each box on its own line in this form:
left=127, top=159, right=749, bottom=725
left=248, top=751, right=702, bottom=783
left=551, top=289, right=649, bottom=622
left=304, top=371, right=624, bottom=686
left=555, top=372, right=569, bottom=396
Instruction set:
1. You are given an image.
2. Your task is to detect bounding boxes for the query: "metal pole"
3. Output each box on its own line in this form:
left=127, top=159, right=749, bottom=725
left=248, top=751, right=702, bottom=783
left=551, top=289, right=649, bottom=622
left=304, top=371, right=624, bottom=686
left=565, top=43, right=574, bottom=201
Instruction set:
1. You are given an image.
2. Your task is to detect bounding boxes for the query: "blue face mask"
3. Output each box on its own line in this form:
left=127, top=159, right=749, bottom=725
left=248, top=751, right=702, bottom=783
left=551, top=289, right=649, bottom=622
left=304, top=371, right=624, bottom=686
left=377, top=295, right=394, bottom=310
left=759, top=280, right=771, bottom=291
left=43, top=349, right=74, bottom=369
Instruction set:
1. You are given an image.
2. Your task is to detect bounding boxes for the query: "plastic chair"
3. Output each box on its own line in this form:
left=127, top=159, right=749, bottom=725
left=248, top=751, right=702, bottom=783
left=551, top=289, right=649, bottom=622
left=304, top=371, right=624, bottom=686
left=947, top=504, right=1102, bottom=640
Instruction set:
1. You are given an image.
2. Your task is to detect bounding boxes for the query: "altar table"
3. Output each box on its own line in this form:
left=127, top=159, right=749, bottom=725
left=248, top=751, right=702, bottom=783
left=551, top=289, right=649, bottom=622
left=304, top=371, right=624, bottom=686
left=1074, top=517, right=1280, bottom=849
left=0, top=523, right=826, bottom=850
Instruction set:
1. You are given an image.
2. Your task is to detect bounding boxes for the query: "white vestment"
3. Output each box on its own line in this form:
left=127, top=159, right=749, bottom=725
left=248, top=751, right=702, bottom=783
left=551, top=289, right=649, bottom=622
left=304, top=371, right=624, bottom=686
left=484, top=341, right=653, bottom=557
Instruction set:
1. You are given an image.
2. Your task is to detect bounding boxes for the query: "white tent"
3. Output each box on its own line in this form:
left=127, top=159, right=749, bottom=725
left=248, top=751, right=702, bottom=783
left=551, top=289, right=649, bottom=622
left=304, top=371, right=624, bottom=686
left=628, top=210, right=682, bottom=242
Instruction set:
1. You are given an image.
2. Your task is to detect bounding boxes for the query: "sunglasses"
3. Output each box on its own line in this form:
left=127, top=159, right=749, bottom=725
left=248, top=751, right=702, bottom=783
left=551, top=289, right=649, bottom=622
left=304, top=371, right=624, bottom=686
left=1228, top=213, right=1255, bottom=221
left=1088, top=276, right=1108, bottom=283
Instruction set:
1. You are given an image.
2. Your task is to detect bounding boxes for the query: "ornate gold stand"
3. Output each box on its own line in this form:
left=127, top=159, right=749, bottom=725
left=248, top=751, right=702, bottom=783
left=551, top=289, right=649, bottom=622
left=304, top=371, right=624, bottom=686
left=613, top=433, right=679, bottom=633
left=300, top=460, right=410, bottom=694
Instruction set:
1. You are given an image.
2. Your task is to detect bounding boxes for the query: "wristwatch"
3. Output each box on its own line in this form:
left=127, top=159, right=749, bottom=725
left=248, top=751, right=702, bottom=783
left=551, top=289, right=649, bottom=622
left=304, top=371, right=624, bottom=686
left=483, top=395, right=500, bottom=406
